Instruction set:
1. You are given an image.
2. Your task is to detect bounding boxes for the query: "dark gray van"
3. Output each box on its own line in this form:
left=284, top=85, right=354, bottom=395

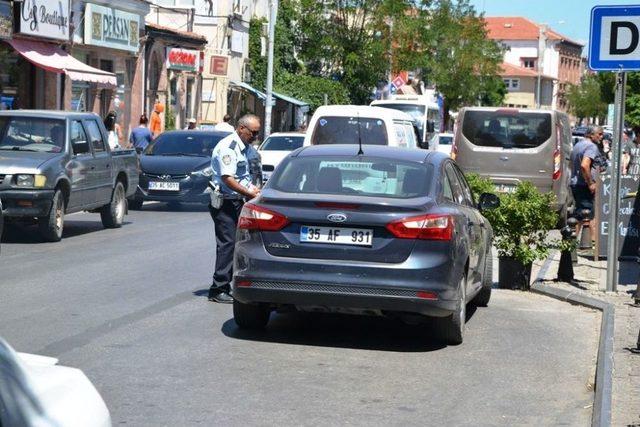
left=452, top=107, right=573, bottom=223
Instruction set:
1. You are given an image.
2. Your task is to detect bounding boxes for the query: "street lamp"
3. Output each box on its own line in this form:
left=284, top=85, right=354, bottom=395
left=264, top=0, right=278, bottom=138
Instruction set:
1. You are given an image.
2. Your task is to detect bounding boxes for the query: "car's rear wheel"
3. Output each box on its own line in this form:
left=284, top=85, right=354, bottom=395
left=233, top=300, right=270, bottom=329
left=473, top=252, right=493, bottom=307
left=101, top=182, right=126, bottom=228
left=434, top=274, right=466, bottom=345
left=38, top=189, right=64, bottom=242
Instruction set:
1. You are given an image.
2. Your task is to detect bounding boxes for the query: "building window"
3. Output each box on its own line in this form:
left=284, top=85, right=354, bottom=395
left=503, top=78, right=520, bottom=91
left=521, top=58, right=536, bottom=69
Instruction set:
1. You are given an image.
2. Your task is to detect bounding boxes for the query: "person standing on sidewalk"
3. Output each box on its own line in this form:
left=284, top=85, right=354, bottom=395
left=208, top=114, right=261, bottom=303
left=570, top=126, right=603, bottom=234
left=623, top=127, right=640, bottom=175
left=214, top=114, right=235, bottom=133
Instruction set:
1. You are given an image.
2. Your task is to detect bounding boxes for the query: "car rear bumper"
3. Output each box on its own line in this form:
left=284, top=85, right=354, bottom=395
left=233, top=242, right=461, bottom=318
left=0, top=189, right=54, bottom=217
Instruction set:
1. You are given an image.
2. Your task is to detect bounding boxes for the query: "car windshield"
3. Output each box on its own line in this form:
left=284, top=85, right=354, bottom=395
left=311, top=116, right=388, bottom=145
left=270, top=155, right=432, bottom=199
left=375, top=104, right=425, bottom=128
left=260, top=135, right=304, bottom=151
left=462, top=111, right=552, bottom=148
left=0, top=117, right=66, bottom=153
left=145, top=133, right=226, bottom=156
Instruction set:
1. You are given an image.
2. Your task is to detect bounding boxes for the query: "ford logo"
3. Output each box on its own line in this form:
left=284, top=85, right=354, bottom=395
left=327, top=213, right=347, bottom=223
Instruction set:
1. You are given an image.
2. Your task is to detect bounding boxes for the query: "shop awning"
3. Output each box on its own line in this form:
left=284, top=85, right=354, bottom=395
left=229, top=81, right=266, bottom=100
left=5, top=38, right=117, bottom=88
left=272, top=90, right=309, bottom=108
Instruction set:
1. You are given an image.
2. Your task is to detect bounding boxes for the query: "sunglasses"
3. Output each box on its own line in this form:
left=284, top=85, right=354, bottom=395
left=242, top=125, right=260, bottom=136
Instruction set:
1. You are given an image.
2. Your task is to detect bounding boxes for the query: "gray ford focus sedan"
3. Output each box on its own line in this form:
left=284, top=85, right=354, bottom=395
left=232, top=145, right=499, bottom=345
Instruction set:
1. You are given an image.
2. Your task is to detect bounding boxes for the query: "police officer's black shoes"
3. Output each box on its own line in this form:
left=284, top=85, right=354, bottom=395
left=208, top=292, right=234, bottom=304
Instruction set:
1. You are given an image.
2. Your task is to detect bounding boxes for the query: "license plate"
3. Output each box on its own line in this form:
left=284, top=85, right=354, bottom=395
left=497, top=184, right=516, bottom=193
left=300, top=226, right=373, bottom=246
left=149, top=181, right=179, bottom=191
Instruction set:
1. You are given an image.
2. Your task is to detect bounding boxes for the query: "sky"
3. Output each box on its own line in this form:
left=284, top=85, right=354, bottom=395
left=470, top=0, right=633, bottom=48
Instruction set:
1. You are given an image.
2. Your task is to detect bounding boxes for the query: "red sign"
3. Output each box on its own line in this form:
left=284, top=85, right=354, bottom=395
left=210, top=55, right=229, bottom=76
left=166, top=48, right=199, bottom=72
left=392, top=75, right=406, bottom=90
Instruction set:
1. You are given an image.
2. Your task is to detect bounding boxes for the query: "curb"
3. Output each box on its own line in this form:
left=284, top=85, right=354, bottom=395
left=531, top=254, right=614, bottom=427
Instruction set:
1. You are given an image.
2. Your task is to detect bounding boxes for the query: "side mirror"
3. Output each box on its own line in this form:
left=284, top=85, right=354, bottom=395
left=478, top=192, right=500, bottom=211
left=426, top=120, right=435, bottom=133
left=72, top=140, right=90, bottom=155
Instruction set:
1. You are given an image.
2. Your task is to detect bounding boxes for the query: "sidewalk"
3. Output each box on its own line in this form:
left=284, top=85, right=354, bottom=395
left=534, top=251, right=640, bottom=426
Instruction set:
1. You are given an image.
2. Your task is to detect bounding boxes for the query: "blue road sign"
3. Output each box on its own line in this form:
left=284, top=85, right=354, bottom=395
left=589, top=5, right=640, bottom=71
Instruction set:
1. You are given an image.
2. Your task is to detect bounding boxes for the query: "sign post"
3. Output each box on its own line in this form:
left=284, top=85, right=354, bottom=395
left=606, top=72, right=626, bottom=292
left=589, top=5, right=640, bottom=291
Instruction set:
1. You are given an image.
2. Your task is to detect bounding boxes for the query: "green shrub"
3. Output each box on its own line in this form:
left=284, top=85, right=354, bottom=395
left=483, top=181, right=558, bottom=265
left=464, top=173, right=496, bottom=202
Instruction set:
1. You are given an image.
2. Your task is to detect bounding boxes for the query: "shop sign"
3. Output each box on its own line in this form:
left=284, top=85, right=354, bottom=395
left=166, top=47, right=199, bottom=72
left=84, top=3, right=140, bottom=52
left=18, top=0, right=70, bottom=41
left=0, top=1, right=11, bottom=39
left=210, top=55, right=228, bottom=76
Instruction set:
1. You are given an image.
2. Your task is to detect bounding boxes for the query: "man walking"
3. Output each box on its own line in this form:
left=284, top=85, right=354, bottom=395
left=570, top=126, right=603, bottom=232
left=208, top=114, right=261, bottom=303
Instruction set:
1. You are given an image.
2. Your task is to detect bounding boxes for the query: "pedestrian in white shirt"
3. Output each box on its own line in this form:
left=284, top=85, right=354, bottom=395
left=213, top=114, right=235, bottom=133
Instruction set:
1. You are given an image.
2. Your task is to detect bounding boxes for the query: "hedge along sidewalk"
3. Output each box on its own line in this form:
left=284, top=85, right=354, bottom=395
left=532, top=250, right=640, bottom=427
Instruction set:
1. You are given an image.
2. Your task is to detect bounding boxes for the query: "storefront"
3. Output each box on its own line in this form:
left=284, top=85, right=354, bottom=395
left=0, top=0, right=115, bottom=112
left=144, top=23, right=207, bottom=131
left=70, top=0, right=149, bottom=139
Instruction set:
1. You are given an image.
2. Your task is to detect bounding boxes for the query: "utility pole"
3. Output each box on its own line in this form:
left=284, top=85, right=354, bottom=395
left=386, top=17, right=394, bottom=99
left=264, top=0, right=278, bottom=138
left=536, top=24, right=546, bottom=108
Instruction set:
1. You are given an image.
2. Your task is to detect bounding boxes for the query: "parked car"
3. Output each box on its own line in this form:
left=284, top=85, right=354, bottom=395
left=258, top=132, right=305, bottom=182
left=452, top=107, right=573, bottom=225
left=303, top=105, right=419, bottom=148
left=0, top=111, right=139, bottom=242
left=231, top=144, right=499, bottom=345
left=430, top=132, right=455, bottom=156
left=129, top=130, right=231, bottom=209
left=0, top=337, right=111, bottom=427
left=371, top=94, right=440, bottom=148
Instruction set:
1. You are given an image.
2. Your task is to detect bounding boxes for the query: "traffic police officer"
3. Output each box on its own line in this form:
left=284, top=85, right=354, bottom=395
left=208, top=114, right=261, bottom=303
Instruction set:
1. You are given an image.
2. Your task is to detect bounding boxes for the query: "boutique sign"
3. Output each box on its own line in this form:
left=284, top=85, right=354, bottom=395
left=166, top=48, right=199, bottom=72
left=18, top=0, right=70, bottom=41
left=84, top=3, right=140, bottom=52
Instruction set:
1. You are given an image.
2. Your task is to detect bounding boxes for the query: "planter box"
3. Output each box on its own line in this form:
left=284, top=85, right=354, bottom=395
left=498, top=257, right=532, bottom=290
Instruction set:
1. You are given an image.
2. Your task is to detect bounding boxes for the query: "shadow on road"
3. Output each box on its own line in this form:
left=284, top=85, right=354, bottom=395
left=1, top=220, right=132, bottom=243
left=135, top=202, right=209, bottom=213
left=221, top=311, right=452, bottom=353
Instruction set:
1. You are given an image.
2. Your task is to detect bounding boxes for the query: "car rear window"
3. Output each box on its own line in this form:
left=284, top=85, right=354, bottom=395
left=461, top=111, right=552, bottom=148
left=260, top=135, right=304, bottom=151
left=270, top=155, right=432, bottom=199
left=311, top=116, right=387, bottom=145
left=145, top=133, right=225, bottom=157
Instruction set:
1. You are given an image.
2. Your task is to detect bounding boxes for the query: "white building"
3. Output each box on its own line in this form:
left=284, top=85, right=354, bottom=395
left=485, top=17, right=584, bottom=113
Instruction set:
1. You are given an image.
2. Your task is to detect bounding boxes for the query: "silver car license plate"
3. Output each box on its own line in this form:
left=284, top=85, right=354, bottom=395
left=300, top=225, right=373, bottom=246
left=149, top=181, right=179, bottom=191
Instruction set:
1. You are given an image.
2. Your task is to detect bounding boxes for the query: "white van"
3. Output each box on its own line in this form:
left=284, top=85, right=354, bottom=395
left=303, top=105, right=419, bottom=148
left=371, top=94, right=442, bottom=148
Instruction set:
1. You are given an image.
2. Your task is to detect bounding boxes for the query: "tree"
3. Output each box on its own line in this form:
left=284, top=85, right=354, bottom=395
left=566, top=74, right=607, bottom=122
left=421, top=0, right=504, bottom=124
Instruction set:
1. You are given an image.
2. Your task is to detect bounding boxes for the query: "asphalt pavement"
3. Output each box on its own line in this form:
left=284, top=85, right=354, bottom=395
left=0, top=204, right=600, bottom=426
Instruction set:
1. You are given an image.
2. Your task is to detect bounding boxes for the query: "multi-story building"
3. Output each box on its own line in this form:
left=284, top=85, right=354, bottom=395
left=485, top=17, right=584, bottom=113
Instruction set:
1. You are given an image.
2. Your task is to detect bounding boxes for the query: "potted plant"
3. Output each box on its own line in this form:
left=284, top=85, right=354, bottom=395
left=481, top=181, right=558, bottom=290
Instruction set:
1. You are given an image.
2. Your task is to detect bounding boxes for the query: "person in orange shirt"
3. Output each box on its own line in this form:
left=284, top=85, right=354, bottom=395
left=149, top=103, right=164, bottom=138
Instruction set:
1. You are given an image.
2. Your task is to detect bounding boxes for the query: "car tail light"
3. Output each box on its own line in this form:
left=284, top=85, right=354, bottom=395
left=238, top=203, right=290, bottom=231
left=552, top=149, right=562, bottom=180
left=236, top=280, right=252, bottom=287
left=386, top=214, right=453, bottom=241
left=416, top=291, right=438, bottom=300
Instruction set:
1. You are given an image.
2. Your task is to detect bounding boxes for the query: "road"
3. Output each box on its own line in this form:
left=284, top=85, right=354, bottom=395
left=1, top=204, right=599, bottom=426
